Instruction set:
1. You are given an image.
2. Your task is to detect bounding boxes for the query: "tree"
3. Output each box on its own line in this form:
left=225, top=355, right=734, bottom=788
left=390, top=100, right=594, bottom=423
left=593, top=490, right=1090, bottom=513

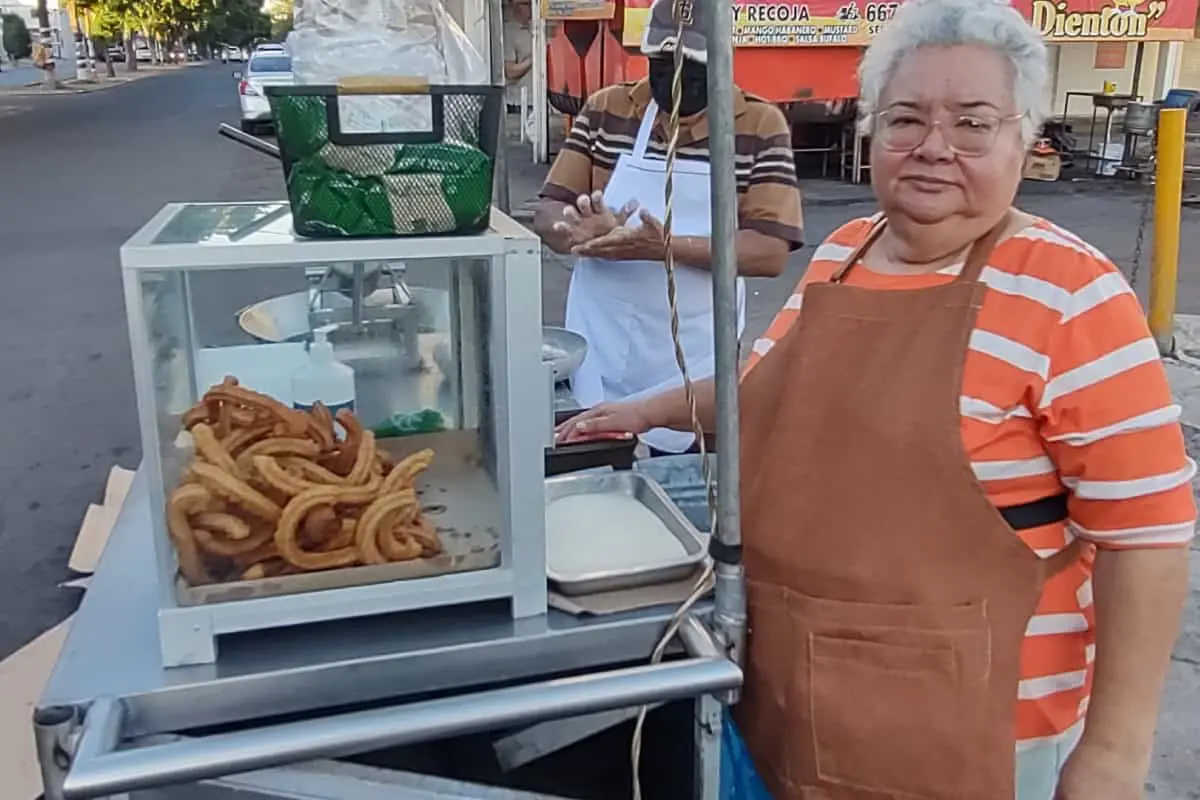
left=191, top=0, right=270, bottom=53
left=2, top=13, right=33, bottom=62
left=87, top=3, right=125, bottom=76
left=72, top=0, right=269, bottom=69
left=265, top=0, right=291, bottom=39
left=33, top=0, right=58, bottom=88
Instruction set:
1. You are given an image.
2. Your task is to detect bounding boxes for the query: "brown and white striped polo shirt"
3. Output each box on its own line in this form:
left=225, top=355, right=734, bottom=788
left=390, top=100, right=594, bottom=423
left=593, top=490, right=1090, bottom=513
left=539, top=79, right=804, bottom=248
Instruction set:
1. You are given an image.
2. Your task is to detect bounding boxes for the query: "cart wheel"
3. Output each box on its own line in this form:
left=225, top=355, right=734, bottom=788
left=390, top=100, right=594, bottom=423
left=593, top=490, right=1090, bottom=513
left=240, top=120, right=256, bottom=134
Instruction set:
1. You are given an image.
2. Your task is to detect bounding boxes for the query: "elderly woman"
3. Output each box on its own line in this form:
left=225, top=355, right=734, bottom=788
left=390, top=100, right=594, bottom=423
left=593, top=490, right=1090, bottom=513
left=556, top=0, right=1195, bottom=797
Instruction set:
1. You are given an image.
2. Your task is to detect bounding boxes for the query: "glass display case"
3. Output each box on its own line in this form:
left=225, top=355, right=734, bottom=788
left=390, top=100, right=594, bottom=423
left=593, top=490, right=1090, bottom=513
left=122, top=202, right=549, bottom=667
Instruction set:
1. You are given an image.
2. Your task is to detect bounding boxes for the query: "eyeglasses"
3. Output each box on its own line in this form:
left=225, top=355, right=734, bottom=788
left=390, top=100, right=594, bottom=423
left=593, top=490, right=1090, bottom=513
left=874, top=109, right=1023, bottom=156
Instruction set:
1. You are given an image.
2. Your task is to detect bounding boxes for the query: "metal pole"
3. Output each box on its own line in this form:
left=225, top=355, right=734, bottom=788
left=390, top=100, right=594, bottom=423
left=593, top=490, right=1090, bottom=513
left=1149, top=107, right=1186, bottom=355
left=488, top=0, right=512, bottom=213
left=705, top=0, right=746, bottom=679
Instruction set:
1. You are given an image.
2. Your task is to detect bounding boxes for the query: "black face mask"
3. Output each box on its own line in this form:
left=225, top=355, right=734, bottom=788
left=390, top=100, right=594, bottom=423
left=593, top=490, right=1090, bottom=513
left=647, top=56, right=707, bottom=117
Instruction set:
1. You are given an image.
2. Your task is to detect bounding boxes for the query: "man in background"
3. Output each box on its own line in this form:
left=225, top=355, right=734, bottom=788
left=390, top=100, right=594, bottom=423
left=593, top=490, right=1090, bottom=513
left=504, top=0, right=533, bottom=114
left=532, top=0, right=803, bottom=456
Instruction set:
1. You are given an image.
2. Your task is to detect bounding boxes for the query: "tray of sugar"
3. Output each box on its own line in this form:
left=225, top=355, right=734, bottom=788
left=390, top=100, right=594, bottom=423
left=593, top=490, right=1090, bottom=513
left=544, top=471, right=706, bottom=596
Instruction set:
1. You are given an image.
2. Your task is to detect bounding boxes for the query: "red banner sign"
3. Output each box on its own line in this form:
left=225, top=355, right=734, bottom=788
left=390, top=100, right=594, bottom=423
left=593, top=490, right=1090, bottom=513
left=622, top=0, right=1198, bottom=47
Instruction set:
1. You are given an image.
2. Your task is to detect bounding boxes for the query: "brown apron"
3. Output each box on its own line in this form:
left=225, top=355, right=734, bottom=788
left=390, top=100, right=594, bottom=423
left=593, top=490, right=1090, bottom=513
left=736, top=213, right=1081, bottom=800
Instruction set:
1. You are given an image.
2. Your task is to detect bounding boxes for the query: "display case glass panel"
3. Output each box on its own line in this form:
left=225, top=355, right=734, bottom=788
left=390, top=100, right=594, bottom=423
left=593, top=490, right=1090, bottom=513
left=124, top=205, right=536, bottom=605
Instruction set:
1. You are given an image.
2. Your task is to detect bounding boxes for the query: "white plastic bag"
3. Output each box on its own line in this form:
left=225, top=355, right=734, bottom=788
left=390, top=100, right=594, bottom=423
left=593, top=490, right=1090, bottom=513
left=287, top=0, right=488, bottom=134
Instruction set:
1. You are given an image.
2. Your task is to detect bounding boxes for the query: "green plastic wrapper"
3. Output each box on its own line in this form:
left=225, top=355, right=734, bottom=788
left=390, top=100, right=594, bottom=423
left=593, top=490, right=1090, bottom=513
left=373, top=409, right=448, bottom=439
left=285, top=142, right=492, bottom=237
left=270, top=92, right=495, bottom=238
left=271, top=95, right=328, bottom=161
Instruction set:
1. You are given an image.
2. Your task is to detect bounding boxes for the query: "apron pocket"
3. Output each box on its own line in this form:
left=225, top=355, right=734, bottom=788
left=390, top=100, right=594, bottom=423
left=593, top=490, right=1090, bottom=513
left=806, top=628, right=981, bottom=798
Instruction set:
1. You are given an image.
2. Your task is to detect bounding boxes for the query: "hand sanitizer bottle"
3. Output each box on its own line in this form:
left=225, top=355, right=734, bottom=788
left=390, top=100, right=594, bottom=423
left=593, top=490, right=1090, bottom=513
left=291, top=327, right=356, bottom=414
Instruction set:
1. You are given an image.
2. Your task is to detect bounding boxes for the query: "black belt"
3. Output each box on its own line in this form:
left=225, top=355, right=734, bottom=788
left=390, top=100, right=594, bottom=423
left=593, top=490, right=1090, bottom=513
left=707, top=492, right=1070, bottom=566
left=998, top=492, right=1069, bottom=531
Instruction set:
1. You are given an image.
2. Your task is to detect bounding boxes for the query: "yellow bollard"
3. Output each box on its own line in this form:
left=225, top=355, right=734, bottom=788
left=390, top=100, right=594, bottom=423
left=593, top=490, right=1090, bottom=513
left=1148, top=107, right=1188, bottom=355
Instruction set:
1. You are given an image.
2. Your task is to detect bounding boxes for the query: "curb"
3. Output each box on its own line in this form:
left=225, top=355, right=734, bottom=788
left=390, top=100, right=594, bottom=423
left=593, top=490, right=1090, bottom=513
left=0, top=64, right=201, bottom=97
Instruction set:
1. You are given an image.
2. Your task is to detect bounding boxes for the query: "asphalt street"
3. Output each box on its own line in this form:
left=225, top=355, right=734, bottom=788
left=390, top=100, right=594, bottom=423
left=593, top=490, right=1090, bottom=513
left=0, top=62, right=1197, bottom=795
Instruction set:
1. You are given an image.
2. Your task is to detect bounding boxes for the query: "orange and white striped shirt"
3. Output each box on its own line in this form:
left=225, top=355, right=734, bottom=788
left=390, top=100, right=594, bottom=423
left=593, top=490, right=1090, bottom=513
left=746, top=215, right=1197, bottom=744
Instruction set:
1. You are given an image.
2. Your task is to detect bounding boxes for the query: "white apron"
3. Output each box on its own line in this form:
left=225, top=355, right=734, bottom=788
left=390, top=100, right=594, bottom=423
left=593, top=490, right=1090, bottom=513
left=565, top=101, right=746, bottom=453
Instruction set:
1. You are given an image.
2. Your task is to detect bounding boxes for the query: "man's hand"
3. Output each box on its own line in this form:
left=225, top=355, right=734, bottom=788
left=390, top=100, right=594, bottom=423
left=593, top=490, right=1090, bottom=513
left=572, top=209, right=667, bottom=261
left=551, top=191, right=636, bottom=249
left=1055, top=742, right=1148, bottom=800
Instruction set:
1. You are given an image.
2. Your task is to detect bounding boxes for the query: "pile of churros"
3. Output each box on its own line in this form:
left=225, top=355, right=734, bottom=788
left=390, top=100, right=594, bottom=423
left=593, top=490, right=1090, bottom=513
left=167, top=377, right=440, bottom=586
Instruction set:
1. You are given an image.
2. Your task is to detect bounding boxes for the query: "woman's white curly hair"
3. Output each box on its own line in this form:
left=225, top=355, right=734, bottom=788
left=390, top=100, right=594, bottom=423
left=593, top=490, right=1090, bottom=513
left=857, top=0, right=1049, bottom=145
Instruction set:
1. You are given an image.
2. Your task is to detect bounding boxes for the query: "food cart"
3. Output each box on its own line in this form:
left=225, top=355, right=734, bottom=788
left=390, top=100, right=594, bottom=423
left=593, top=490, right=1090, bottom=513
left=31, top=1, right=749, bottom=796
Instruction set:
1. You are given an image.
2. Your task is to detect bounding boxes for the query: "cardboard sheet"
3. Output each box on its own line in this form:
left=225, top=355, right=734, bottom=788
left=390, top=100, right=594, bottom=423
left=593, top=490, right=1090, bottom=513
left=57, top=577, right=91, bottom=591
left=68, top=503, right=120, bottom=576
left=103, top=465, right=136, bottom=508
left=548, top=567, right=713, bottom=616
left=0, top=616, right=73, bottom=800
left=68, top=465, right=134, bottom=576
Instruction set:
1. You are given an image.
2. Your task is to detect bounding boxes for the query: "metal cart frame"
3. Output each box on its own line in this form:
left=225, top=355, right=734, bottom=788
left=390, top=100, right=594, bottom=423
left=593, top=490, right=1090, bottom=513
left=34, top=0, right=747, bottom=793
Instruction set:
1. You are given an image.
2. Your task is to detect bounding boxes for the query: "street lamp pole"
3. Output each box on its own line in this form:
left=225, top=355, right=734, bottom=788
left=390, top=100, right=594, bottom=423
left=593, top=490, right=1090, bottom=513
left=705, top=0, right=746, bottom=681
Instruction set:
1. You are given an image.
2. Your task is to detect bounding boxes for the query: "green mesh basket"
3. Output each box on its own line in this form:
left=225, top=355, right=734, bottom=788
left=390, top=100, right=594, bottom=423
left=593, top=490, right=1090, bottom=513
left=265, top=84, right=503, bottom=239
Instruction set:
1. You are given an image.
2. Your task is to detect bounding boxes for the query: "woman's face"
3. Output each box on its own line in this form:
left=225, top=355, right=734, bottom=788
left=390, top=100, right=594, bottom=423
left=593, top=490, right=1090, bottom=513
left=869, top=44, right=1026, bottom=227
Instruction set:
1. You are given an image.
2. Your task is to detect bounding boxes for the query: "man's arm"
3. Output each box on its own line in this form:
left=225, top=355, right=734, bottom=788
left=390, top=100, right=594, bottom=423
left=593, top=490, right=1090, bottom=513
left=532, top=106, right=597, bottom=254
left=652, top=102, right=802, bottom=278
left=533, top=200, right=575, bottom=254
left=504, top=57, right=532, bottom=82
left=716, top=100, right=805, bottom=277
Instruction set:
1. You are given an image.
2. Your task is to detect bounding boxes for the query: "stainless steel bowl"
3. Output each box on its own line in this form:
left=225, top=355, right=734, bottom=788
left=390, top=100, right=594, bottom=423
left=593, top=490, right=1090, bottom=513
left=430, top=326, right=587, bottom=384
left=237, top=286, right=448, bottom=343
left=542, top=326, right=587, bottom=383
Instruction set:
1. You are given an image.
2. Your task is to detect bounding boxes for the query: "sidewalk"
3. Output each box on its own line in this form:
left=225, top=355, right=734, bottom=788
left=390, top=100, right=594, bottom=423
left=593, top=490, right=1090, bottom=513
left=0, top=62, right=201, bottom=96
left=0, top=65, right=39, bottom=89
left=1156, top=319, right=1200, bottom=799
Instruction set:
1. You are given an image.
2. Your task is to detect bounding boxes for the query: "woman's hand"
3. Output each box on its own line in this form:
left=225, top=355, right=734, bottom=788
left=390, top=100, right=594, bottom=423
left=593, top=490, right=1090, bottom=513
left=555, top=401, right=655, bottom=444
left=1055, top=742, right=1148, bottom=799
left=552, top=192, right=636, bottom=249
left=572, top=209, right=667, bottom=261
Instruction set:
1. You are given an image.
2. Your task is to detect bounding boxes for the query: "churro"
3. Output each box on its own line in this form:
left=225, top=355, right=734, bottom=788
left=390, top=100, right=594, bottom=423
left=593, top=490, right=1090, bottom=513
left=275, top=489, right=363, bottom=570
left=191, top=461, right=283, bottom=522
left=305, top=401, right=336, bottom=452
left=191, top=423, right=244, bottom=478
left=254, top=456, right=321, bottom=498
left=237, top=437, right=322, bottom=471
left=356, top=490, right=420, bottom=565
left=320, top=410, right=364, bottom=477
left=282, top=457, right=348, bottom=486
left=346, top=430, right=377, bottom=486
left=193, top=511, right=251, bottom=541
left=205, top=380, right=308, bottom=435
left=166, top=484, right=216, bottom=585
left=382, top=448, right=435, bottom=493
left=194, top=523, right=274, bottom=558
left=222, top=422, right=274, bottom=456
left=167, top=381, right=443, bottom=585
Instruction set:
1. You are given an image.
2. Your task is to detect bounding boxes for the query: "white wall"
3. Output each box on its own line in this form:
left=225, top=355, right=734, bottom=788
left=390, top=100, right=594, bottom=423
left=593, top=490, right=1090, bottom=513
left=1049, top=42, right=1166, bottom=117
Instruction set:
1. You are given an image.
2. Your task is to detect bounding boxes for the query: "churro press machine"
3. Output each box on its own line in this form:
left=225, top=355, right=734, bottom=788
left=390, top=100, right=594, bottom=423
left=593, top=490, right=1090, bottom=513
left=122, top=202, right=551, bottom=667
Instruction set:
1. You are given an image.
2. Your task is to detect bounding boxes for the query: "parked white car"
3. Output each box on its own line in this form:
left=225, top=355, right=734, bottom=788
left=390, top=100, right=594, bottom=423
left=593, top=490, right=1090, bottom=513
left=235, top=52, right=293, bottom=133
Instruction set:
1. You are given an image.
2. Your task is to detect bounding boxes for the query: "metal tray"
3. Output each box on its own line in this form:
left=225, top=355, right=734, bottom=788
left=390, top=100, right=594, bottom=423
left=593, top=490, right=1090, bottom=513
left=544, top=471, right=705, bottom=596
